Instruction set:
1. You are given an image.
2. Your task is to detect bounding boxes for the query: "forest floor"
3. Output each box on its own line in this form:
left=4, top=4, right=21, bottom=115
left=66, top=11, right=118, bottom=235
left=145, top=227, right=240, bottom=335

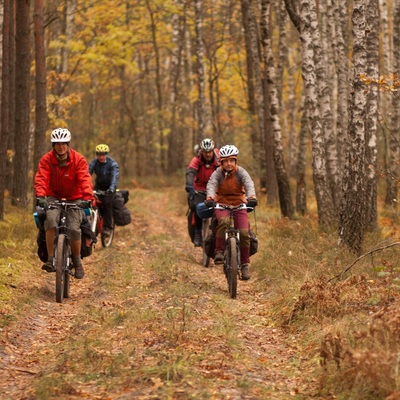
left=0, top=186, right=321, bottom=400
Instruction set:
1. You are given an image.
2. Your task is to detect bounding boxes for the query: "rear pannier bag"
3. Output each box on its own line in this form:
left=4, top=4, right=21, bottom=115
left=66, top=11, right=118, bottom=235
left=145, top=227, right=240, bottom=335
left=113, top=192, right=132, bottom=226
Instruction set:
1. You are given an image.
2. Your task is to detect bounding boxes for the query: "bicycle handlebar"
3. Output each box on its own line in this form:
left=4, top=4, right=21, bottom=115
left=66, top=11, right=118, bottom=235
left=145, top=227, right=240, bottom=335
left=48, top=201, right=84, bottom=209
left=214, top=203, right=253, bottom=212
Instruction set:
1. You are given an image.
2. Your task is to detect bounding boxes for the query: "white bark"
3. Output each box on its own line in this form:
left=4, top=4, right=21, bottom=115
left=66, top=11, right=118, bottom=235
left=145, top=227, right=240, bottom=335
left=300, top=0, right=335, bottom=226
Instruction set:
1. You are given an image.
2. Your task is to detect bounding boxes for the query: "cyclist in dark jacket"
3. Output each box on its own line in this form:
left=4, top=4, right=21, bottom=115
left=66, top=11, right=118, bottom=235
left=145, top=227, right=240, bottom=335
left=185, top=138, right=220, bottom=247
left=89, top=144, right=120, bottom=236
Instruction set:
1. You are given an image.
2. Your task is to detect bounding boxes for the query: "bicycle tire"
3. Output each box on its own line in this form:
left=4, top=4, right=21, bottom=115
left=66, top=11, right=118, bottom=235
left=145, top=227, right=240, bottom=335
left=55, top=234, right=67, bottom=303
left=227, top=236, right=238, bottom=299
left=101, top=228, right=114, bottom=247
left=202, top=218, right=211, bottom=268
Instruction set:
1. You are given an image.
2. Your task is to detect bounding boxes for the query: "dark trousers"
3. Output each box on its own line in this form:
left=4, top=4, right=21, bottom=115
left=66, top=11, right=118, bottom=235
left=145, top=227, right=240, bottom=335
left=98, top=193, right=114, bottom=229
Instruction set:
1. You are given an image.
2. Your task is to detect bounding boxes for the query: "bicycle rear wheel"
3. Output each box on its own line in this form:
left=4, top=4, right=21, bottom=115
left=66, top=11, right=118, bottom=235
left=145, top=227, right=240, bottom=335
left=55, top=234, right=67, bottom=303
left=202, top=218, right=211, bottom=268
left=227, top=237, right=238, bottom=299
left=101, top=227, right=114, bottom=247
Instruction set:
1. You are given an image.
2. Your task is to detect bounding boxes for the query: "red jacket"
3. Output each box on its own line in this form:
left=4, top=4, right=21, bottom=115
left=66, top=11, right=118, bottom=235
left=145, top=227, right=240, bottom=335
left=185, top=149, right=220, bottom=191
left=34, top=148, right=93, bottom=201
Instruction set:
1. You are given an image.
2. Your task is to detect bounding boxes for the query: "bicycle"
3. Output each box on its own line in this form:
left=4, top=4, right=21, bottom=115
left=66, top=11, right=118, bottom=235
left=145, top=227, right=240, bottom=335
left=90, top=190, right=115, bottom=247
left=214, top=203, right=253, bottom=299
left=48, top=200, right=83, bottom=303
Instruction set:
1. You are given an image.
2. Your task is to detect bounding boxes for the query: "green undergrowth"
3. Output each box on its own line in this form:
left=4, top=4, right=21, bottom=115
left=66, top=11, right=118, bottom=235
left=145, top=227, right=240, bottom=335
left=0, top=201, right=39, bottom=327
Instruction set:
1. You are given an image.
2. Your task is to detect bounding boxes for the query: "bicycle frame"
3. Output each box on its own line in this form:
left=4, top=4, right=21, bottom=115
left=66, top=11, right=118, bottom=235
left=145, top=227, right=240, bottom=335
left=48, top=201, right=81, bottom=303
left=214, top=203, right=251, bottom=298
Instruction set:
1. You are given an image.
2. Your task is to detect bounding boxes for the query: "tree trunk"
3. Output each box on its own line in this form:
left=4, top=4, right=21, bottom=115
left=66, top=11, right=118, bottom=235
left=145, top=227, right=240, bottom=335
left=365, top=0, right=379, bottom=230
left=296, top=97, right=308, bottom=216
left=33, top=0, right=47, bottom=186
left=300, top=0, right=335, bottom=226
left=168, top=0, right=186, bottom=173
left=146, top=0, right=165, bottom=172
left=311, top=0, right=340, bottom=213
left=332, top=0, right=350, bottom=183
left=12, top=0, right=31, bottom=207
left=260, top=0, right=294, bottom=218
left=5, top=0, right=15, bottom=192
left=339, top=0, right=367, bottom=255
left=0, top=0, right=10, bottom=219
left=194, top=0, right=209, bottom=142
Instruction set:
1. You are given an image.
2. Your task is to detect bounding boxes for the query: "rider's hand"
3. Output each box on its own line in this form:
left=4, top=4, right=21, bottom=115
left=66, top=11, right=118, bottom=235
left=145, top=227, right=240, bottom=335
left=185, top=185, right=194, bottom=194
left=106, top=188, right=115, bottom=195
left=36, top=196, right=48, bottom=210
left=205, top=199, right=215, bottom=208
left=77, top=200, right=91, bottom=209
left=247, top=197, right=258, bottom=208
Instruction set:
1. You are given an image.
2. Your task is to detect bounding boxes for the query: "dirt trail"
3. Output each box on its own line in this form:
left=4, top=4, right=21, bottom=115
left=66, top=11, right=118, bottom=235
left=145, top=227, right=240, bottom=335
left=0, top=188, right=314, bottom=399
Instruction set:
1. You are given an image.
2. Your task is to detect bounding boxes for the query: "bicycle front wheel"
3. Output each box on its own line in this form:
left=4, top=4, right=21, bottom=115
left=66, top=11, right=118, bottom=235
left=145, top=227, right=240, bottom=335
left=202, top=218, right=211, bottom=268
left=227, top=237, right=238, bottom=299
left=55, top=234, right=68, bottom=303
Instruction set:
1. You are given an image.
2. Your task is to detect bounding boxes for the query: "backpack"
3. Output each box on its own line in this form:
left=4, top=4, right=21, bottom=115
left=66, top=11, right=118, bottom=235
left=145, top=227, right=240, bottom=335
left=113, top=192, right=132, bottom=226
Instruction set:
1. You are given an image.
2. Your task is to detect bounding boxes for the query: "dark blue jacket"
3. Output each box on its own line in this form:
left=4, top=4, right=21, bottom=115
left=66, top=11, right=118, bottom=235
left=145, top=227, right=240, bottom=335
left=89, top=156, right=119, bottom=191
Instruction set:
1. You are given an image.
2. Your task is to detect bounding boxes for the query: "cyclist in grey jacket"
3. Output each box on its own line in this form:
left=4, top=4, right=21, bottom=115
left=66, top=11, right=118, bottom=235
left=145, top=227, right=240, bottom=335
left=205, top=145, right=257, bottom=280
left=89, top=144, right=119, bottom=236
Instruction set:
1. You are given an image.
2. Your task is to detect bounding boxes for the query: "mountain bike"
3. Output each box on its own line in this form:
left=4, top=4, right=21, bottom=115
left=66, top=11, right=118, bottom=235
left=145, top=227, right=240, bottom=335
left=49, top=200, right=82, bottom=303
left=90, top=190, right=115, bottom=247
left=214, top=203, right=253, bottom=299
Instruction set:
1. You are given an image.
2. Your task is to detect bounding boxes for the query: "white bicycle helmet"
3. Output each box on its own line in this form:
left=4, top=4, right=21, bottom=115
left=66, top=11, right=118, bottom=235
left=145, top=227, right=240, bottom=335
left=219, top=144, right=239, bottom=158
left=200, top=138, right=215, bottom=152
left=51, top=128, right=71, bottom=143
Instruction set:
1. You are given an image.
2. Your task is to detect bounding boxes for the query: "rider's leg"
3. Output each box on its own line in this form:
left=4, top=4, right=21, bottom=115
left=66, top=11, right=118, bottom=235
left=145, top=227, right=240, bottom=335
left=214, top=209, right=230, bottom=263
left=235, top=210, right=251, bottom=279
left=68, top=208, right=85, bottom=279
left=42, top=206, right=60, bottom=271
left=100, top=194, right=114, bottom=229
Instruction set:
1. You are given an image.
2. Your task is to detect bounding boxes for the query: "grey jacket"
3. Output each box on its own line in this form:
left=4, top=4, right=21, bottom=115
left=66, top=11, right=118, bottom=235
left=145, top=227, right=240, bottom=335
left=207, top=166, right=256, bottom=205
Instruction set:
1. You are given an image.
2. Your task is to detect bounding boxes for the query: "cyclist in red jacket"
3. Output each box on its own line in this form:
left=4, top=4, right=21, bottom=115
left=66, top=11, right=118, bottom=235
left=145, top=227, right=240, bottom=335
left=34, top=128, right=94, bottom=279
left=185, top=138, right=220, bottom=246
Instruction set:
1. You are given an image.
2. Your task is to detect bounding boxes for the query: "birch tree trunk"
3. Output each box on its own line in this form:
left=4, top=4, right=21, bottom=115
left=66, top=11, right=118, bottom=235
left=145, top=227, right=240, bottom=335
left=339, top=0, right=367, bottom=254
left=12, top=0, right=31, bottom=207
left=0, top=0, right=10, bottom=219
left=311, top=0, right=340, bottom=213
left=331, top=0, right=350, bottom=181
left=390, top=0, right=400, bottom=209
left=260, top=0, right=294, bottom=218
left=296, top=97, right=308, bottom=216
left=300, top=0, right=335, bottom=226
left=383, top=0, right=399, bottom=207
left=365, top=0, right=379, bottom=230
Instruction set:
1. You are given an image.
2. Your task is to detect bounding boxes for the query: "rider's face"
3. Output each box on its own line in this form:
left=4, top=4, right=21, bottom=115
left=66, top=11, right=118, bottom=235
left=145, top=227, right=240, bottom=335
left=221, top=157, right=236, bottom=171
left=202, top=150, right=213, bottom=162
left=54, top=142, right=69, bottom=156
left=97, top=154, right=107, bottom=163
